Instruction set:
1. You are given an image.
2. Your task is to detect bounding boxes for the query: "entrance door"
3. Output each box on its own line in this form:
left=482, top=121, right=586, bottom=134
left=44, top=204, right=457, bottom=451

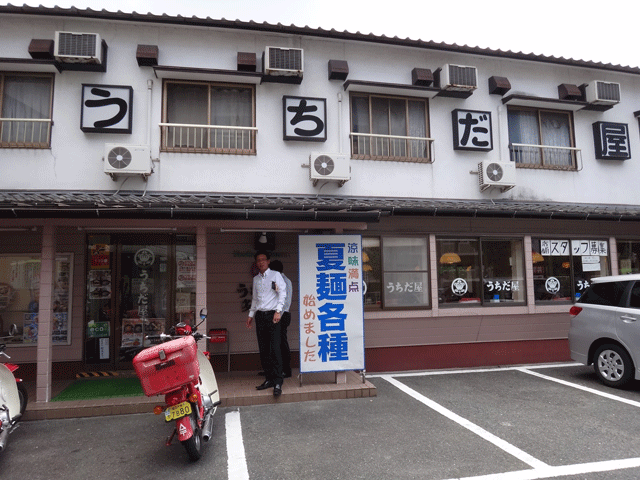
left=84, top=234, right=196, bottom=368
left=117, top=242, right=169, bottom=365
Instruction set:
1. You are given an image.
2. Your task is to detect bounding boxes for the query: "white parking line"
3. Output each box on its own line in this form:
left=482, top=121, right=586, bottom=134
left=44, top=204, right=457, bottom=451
left=380, top=364, right=640, bottom=479
left=440, top=456, right=640, bottom=480
left=226, top=410, right=249, bottom=480
left=517, top=367, right=640, bottom=408
left=368, top=362, right=580, bottom=379
left=381, top=375, right=549, bottom=470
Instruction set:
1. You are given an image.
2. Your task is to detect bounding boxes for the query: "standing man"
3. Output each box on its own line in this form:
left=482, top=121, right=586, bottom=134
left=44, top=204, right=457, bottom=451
left=246, top=251, right=287, bottom=396
left=269, top=260, right=292, bottom=378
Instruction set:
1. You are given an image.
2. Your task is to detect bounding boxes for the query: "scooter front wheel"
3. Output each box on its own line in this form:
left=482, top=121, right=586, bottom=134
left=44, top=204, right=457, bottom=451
left=181, top=410, right=202, bottom=461
left=17, top=382, right=28, bottom=416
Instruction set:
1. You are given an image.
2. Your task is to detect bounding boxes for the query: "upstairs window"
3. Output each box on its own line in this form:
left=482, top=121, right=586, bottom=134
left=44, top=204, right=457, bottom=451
left=507, top=107, right=578, bottom=169
left=0, top=73, right=53, bottom=148
left=161, top=80, right=256, bottom=154
left=350, top=93, right=432, bottom=163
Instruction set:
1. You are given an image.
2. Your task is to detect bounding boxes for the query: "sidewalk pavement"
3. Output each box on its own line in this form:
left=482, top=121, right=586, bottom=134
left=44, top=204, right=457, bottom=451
left=21, top=370, right=376, bottom=421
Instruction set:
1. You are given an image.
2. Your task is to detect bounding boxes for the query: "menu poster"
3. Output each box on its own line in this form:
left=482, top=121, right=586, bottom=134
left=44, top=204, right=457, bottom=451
left=23, top=313, right=38, bottom=343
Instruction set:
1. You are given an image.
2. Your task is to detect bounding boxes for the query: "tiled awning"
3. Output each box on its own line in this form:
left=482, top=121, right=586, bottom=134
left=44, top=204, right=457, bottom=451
left=1, top=190, right=639, bottom=222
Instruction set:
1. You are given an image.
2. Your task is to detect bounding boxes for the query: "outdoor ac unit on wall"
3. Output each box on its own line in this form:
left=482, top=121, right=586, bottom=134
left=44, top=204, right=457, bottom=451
left=54, top=31, right=102, bottom=64
left=104, top=144, right=152, bottom=178
left=309, top=152, right=350, bottom=186
left=585, top=80, right=621, bottom=104
left=263, top=46, right=304, bottom=76
left=478, top=161, right=515, bottom=192
left=440, top=64, right=478, bottom=91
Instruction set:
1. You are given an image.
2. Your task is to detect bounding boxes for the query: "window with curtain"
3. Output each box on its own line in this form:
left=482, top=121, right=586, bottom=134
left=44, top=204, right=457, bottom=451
left=361, top=236, right=429, bottom=309
left=0, top=73, right=53, bottom=148
left=163, top=80, right=255, bottom=154
left=507, top=107, right=576, bottom=169
left=350, top=93, right=430, bottom=162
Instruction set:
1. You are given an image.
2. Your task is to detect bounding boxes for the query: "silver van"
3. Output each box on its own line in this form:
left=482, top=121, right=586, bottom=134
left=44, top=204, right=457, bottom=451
left=569, top=274, right=640, bottom=388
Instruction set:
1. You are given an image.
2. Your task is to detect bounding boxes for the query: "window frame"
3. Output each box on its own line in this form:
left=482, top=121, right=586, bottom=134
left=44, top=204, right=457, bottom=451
left=532, top=238, right=611, bottom=304
left=349, top=92, right=432, bottom=163
left=362, top=235, right=431, bottom=311
left=0, top=252, right=73, bottom=346
left=616, top=239, right=640, bottom=275
left=161, top=79, right=256, bottom=155
left=0, top=72, right=54, bottom=149
left=436, top=236, right=527, bottom=307
left=507, top=105, right=578, bottom=170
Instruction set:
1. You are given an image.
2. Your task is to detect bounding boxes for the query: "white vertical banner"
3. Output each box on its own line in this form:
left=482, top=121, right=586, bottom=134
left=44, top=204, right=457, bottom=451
left=298, top=235, right=364, bottom=373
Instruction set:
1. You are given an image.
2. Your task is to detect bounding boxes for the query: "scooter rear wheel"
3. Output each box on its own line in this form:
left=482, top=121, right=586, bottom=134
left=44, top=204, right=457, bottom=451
left=181, top=410, right=203, bottom=461
left=17, top=382, right=28, bottom=416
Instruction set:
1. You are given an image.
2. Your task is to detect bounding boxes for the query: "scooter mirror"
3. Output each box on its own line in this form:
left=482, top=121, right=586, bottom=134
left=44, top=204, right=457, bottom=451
left=200, top=308, right=207, bottom=321
left=8, top=323, right=18, bottom=337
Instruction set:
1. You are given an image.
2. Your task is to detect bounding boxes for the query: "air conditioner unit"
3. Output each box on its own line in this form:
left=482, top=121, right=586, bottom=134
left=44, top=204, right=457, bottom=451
left=309, top=152, right=350, bottom=185
left=104, top=144, right=152, bottom=178
left=55, top=31, right=102, bottom=64
left=478, top=161, right=515, bottom=192
left=440, top=64, right=478, bottom=91
left=585, top=80, right=621, bottom=104
left=264, top=46, right=304, bottom=76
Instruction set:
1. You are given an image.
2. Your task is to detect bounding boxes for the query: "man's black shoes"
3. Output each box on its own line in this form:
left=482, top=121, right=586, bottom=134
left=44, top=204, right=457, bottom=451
left=256, top=380, right=274, bottom=390
left=273, top=384, right=282, bottom=397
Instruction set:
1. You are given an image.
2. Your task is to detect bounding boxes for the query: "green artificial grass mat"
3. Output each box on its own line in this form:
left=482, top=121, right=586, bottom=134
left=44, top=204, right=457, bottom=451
left=52, top=377, right=145, bottom=401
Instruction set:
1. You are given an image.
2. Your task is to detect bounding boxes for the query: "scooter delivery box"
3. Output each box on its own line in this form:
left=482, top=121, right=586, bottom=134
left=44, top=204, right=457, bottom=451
left=133, top=336, right=199, bottom=396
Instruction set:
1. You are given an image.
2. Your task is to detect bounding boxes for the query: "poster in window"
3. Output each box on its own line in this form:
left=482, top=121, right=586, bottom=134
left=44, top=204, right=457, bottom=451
left=52, top=313, right=68, bottom=343
left=89, top=270, right=111, bottom=299
left=23, top=313, right=38, bottom=343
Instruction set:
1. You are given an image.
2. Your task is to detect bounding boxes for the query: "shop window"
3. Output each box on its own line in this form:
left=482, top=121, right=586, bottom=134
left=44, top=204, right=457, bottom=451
left=532, top=238, right=610, bottom=303
left=0, top=253, right=72, bottom=345
left=0, top=73, right=53, bottom=148
left=161, top=80, right=256, bottom=154
left=362, top=237, right=381, bottom=307
left=383, top=237, right=430, bottom=308
left=362, top=236, right=429, bottom=309
left=175, top=242, right=196, bottom=325
left=507, top=107, right=577, bottom=170
left=350, top=93, right=432, bottom=163
left=617, top=240, right=640, bottom=274
left=437, top=238, right=525, bottom=306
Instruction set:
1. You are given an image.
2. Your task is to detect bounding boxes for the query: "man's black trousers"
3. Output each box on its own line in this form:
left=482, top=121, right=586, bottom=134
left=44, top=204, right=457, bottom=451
left=255, top=310, right=283, bottom=385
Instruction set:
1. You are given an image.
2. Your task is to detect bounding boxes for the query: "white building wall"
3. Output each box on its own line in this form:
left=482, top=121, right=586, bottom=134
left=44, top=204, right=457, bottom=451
left=2, top=14, right=640, bottom=206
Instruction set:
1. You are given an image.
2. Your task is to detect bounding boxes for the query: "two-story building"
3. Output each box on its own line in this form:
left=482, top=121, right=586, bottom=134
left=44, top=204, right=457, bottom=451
left=2, top=5, right=640, bottom=402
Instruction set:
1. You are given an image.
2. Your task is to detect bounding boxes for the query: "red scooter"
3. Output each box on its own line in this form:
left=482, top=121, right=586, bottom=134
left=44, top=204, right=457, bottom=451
left=0, top=324, right=28, bottom=454
left=133, top=309, right=220, bottom=461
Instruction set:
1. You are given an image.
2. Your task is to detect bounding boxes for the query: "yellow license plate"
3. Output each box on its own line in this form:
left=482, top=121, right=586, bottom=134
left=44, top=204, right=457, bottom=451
left=164, top=401, right=192, bottom=422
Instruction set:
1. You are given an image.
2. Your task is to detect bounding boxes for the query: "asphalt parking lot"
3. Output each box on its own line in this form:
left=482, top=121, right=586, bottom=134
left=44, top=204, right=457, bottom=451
left=4, top=362, right=640, bottom=480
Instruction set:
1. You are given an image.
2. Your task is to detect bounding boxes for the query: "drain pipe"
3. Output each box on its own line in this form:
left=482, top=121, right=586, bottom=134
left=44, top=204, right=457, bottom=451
left=146, top=79, right=153, bottom=147
left=337, top=92, right=343, bottom=154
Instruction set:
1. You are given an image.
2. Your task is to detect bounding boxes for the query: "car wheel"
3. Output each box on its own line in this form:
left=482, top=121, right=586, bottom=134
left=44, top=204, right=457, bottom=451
left=593, top=344, right=634, bottom=388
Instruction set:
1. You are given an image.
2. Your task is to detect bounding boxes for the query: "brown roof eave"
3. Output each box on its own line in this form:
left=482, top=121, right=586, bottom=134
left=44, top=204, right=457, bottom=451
left=2, top=4, right=640, bottom=75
